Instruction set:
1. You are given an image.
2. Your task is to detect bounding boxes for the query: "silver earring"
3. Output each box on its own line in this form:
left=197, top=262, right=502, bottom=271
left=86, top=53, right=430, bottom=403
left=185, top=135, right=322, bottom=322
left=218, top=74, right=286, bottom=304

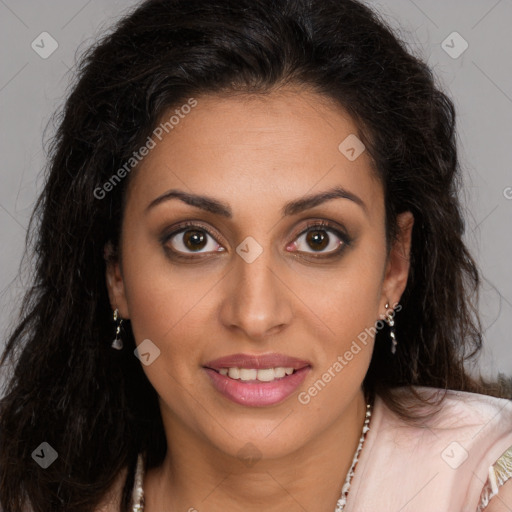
left=111, top=308, right=124, bottom=350
left=385, top=302, right=397, bottom=355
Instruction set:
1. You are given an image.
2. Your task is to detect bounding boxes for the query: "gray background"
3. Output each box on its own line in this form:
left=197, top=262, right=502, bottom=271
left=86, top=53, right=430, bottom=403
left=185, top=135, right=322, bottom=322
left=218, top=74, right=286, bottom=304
left=0, top=0, right=511, bottom=390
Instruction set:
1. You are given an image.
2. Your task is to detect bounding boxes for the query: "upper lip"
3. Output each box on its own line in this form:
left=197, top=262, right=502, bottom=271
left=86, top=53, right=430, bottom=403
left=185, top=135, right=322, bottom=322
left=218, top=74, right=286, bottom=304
left=204, top=352, right=312, bottom=370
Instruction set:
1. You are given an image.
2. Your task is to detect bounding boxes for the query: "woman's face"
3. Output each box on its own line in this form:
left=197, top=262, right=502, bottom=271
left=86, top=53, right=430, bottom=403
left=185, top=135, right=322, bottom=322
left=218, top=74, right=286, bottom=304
left=106, top=88, right=413, bottom=459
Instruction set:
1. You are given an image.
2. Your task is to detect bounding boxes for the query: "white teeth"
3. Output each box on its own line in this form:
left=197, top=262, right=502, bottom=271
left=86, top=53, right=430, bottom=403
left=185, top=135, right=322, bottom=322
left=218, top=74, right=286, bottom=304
left=274, top=367, right=286, bottom=378
left=217, top=367, right=296, bottom=382
left=228, top=367, right=240, bottom=379
left=256, top=368, right=276, bottom=382
left=239, top=368, right=258, bottom=381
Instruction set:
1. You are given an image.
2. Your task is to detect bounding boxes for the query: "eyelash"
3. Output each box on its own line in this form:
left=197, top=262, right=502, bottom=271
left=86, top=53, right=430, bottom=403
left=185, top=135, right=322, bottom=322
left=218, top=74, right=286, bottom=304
left=160, top=220, right=352, bottom=261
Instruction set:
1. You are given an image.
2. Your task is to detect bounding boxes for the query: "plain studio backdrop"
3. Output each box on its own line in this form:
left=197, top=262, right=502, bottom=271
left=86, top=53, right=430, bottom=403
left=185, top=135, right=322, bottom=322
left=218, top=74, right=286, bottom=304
left=0, top=0, right=511, bottom=394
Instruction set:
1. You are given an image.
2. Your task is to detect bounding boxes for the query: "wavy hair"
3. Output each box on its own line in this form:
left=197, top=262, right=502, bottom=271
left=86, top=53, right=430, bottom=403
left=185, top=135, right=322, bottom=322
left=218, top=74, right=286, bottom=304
left=1, top=0, right=507, bottom=510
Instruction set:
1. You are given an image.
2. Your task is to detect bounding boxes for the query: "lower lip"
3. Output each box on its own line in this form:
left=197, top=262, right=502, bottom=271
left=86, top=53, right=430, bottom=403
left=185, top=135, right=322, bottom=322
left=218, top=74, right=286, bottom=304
left=203, top=367, right=311, bottom=407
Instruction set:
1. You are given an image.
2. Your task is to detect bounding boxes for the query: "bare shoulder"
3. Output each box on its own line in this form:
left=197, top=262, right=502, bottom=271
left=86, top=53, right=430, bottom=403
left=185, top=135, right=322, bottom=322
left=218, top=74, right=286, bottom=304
left=94, top=465, right=130, bottom=512
left=484, top=479, right=512, bottom=511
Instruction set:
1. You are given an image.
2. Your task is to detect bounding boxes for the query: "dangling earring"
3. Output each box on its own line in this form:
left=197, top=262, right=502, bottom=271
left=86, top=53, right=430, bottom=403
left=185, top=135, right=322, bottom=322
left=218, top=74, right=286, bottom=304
left=385, top=302, right=397, bottom=354
left=111, top=308, right=124, bottom=350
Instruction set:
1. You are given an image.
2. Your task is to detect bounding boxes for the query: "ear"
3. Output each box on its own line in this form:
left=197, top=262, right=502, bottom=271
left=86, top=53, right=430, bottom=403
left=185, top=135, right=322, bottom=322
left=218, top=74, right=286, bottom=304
left=104, top=241, right=130, bottom=319
left=380, top=211, right=414, bottom=310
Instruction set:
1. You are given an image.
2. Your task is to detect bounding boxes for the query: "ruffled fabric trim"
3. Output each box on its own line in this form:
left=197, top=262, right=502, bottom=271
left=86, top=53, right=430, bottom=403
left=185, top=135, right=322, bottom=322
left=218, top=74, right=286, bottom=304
left=477, top=445, right=512, bottom=511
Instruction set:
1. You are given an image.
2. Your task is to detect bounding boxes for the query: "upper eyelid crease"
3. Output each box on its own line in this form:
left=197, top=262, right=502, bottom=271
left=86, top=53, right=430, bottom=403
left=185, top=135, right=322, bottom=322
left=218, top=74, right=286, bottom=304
left=145, top=186, right=367, bottom=218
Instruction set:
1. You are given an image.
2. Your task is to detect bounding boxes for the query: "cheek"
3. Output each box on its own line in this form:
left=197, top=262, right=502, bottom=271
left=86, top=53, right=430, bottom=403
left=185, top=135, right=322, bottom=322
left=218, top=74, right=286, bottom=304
left=123, top=259, right=216, bottom=355
left=120, top=246, right=214, bottom=416
left=297, top=241, right=386, bottom=398
left=119, top=215, right=219, bottom=341
left=297, top=264, right=382, bottom=411
left=310, top=242, right=386, bottom=337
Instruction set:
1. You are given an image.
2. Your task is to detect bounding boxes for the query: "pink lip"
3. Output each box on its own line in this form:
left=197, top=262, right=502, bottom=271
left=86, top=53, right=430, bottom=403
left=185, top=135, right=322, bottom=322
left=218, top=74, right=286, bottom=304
left=203, top=352, right=311, bottom=407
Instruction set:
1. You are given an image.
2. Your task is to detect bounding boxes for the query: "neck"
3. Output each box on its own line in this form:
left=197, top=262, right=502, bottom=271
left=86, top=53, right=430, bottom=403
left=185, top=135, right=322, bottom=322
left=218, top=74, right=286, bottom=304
left=144, top=390, right=367, bottom=512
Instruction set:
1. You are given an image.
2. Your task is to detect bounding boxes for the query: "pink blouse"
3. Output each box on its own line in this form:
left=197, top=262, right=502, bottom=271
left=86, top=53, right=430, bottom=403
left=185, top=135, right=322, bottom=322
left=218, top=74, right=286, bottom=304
left=345, top=387, right=512, bottom=511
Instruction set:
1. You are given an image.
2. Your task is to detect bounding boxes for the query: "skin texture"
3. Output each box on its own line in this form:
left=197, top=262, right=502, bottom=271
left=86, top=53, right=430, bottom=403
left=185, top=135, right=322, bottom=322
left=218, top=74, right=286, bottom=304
left=106, top=88, right=414, bottom=511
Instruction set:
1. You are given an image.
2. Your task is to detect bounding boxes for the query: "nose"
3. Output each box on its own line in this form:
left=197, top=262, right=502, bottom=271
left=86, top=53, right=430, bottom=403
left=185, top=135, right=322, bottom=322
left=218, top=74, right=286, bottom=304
left=219, top=245, right=294, bottom=341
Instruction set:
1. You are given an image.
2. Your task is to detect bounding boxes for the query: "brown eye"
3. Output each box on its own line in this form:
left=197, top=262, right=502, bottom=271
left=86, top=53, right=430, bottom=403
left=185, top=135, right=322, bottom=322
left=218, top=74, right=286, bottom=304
left=182, top=229, right=208, bottom=251
left=169, top=228, right=221, bottom=254
left=162, top=223, right=226, bottom=257
left=305, top=229, right=330, bottom=251
left=291, top=222, right=349, bottom=256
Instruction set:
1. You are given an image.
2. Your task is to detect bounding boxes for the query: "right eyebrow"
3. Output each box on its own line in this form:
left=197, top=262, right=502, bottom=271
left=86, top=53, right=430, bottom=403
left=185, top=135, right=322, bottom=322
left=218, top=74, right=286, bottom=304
left=145, top=189, right=232, bottom=217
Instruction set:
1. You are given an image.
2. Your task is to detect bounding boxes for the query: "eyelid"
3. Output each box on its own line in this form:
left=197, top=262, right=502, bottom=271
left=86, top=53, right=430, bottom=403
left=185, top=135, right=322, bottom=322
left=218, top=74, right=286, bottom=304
left=295, top=220, right=350, bottom=242
left=159, top=220, right=226, bottom=246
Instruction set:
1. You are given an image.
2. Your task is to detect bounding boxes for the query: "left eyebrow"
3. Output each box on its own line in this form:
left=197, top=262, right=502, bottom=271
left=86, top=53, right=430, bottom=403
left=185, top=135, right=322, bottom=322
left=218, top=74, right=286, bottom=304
left=145, top=185, right=367, bottom=217
left=282, top=186, right=368, bottom=217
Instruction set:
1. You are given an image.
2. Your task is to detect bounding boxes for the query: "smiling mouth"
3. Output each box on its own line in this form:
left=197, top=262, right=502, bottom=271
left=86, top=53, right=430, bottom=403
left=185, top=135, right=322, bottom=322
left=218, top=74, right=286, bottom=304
left=203, top=364, right=311, bottom=407
left=202, top=352, right=312, bottom=405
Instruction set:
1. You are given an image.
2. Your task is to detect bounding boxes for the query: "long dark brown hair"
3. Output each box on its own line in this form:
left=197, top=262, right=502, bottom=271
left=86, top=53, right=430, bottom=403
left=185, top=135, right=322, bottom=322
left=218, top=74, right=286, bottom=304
left=1, top=0, right=509, bottom=510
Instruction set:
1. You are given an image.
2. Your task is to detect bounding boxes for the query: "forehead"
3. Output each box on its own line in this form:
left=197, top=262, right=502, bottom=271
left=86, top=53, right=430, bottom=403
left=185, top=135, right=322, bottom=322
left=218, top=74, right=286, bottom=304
left=124, top=88, right=383, bottom=220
